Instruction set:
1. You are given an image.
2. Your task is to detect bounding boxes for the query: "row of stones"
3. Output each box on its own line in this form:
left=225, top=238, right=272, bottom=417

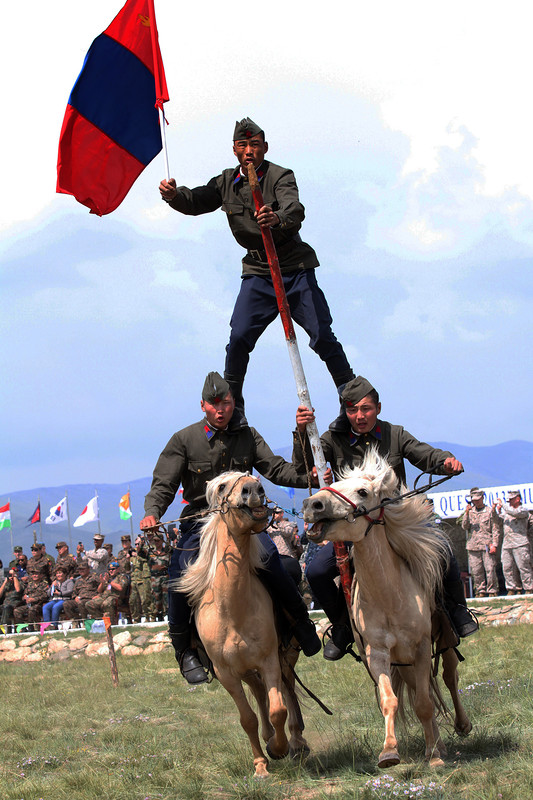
left=0, top=630, right=172, bottom=662
left=1, top=603, right=532, bottom=663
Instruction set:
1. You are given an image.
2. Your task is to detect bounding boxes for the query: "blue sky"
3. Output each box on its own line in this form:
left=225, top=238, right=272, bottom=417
left=1, top=0, right=532, bottom=495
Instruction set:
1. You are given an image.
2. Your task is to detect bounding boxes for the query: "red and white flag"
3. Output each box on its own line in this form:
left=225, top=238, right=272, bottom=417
left=73, top=496, right=99, bottom=527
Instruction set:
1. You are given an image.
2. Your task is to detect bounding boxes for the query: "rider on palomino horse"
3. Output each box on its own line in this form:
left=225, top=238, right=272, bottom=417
left=294, top=375, right=479, bottom=661
left=140, top=372, right=322, bottom=685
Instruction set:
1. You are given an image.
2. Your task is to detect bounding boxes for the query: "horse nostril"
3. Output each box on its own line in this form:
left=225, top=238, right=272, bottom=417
left=312, top=500, right=324, bottom=511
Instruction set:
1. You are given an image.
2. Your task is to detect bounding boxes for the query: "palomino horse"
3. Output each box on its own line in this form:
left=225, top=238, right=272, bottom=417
left=302, top=450, right=472, bottom=768
left=177, top=471, right=308, bottom=777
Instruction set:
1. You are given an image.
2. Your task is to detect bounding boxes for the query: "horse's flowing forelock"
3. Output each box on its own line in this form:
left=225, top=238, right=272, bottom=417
left=173, top=471, right=266, bottom=608
left=342, top=449, right=447, bottom=601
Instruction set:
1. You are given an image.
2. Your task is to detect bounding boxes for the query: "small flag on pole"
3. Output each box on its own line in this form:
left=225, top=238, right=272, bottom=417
left=27, top=501, right=41, bottom=526
left=74, top=497, right=99, bottom=527
left=119, top=492, right=132, bottom=520
left=45, top=497, right=68, bottom=525
left=0, top=502, right=11, bottom=531
left=56, top=0, right=169, bottom=216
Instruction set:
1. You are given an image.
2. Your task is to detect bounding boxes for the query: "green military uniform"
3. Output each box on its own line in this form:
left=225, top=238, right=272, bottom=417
left=145, top=419, right=309, bottom=522
left=26, top=553, right=52, bottom=584
left=62, top=573, right=100, bottom=621
left=128, top=549, right=151, bottom=623
left=0, top=576, right=24, bottom=630
left=85, top=573, right=129, bottom=625
left=138, top=539, right=171, bottom=621
left=13, top=577, right=50, bottom=627
left=293, top=417, right=454, bottom=484
left=55, top=552, right=77, bottom=577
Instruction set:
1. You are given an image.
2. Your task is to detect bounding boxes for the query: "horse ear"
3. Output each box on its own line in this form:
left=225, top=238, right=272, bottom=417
left=371, top=466, right=396, bottom=497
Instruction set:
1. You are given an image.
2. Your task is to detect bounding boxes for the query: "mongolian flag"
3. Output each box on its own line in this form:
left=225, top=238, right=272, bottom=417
left=56, top=0, right=169, bottom=216
left=27, top=502, right=41, bottom=526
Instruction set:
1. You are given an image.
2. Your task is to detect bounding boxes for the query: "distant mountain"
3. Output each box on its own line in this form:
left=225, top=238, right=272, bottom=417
left=2, top=440, right=531, bottom=566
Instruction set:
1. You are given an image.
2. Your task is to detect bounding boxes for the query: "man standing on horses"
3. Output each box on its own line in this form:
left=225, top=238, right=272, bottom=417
left=140, top=371, right=322, bottom=685
left=158, top=117, right=354, bottom=419
left=294, top=375, right=479, bottom=660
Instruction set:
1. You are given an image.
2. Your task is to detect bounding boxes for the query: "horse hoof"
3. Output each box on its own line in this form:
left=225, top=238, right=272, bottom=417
left=289, top=744, right=310, bottom=761
left=429, top=757, right=445, bottom=768
left=266, top=742, right=289, bottom=760
left=455, top=720, right=473, bottom=737
left=378, top=751, right=400, bottom=768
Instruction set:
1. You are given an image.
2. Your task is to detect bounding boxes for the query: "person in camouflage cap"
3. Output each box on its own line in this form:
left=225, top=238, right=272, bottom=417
left=158, top=118, right=354, bottom=419
left=62, top=560, right=100, bottom=623
left=139, top=531, right=171, bottom=621
left=85, top=562, right=129, bottom=625
left=0, top=567, right=24, bottom=632
left=13, top=570, right=49, bottom=630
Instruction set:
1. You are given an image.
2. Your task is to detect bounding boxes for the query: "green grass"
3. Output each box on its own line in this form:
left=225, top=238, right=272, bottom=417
left=2, top=624, right=533, bottom=799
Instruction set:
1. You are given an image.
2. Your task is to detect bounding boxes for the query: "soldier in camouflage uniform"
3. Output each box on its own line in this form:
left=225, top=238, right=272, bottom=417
left=55, top=542, right=77, bottom=577
left=62, top=560, right=100, bottom=622
left=13, top=570, right=49, bottom=629
left=266, top=507, right=302, bottom=585
left=128, top=537, right=151, bottom=623
left=495, top=490, right=533, bottom=594
left=27, top=543, right=52, bottom=584
left=462, top=488, right=501, bottom=597
left=0, top=569, right=25, bottom=631
left=140, top=532, right=170, bottom=621
left=85, top=562, right=129, bottom=625
left=117, top=535, right=134, bottom=574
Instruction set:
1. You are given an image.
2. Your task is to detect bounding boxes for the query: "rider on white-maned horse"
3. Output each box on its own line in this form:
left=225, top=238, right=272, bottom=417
left=294, top=375, right=478, bottom=660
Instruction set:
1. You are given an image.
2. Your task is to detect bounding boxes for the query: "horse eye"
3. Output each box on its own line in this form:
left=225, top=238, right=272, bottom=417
left=357, top=489, right=368, bottom=498
left=218, top=483, right=226, bottom=494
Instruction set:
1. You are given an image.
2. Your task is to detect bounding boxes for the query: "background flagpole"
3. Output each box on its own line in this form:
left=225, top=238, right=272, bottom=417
left=8, top=497, right=13, bottom=553
left=95, top=489, right=101, bottom=536
left=158, top=109, right=170, bottom=181
left=128, top=485, right=134, bottom=538
left=38, top=495, right=43, bottom=540
left=66, top=491, right=73, bottom=551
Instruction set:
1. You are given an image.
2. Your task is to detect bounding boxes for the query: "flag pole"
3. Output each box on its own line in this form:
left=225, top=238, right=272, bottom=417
left=128, top=485, right=133, bottom=538
left=38, top=495, right=43, bottom=539
left=246, top=164, right=354, bottom=610
left=158, top=109, right=170, bottom=181
left=8, top=497, right=13, bottom=553
left=95, top=489, right=101, bottom=537
left=147, top=0, right=170, bottom=181
left=66, top=491, right=72, bottom=551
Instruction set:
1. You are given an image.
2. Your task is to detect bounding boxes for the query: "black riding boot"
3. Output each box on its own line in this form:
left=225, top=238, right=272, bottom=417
left=444, top=578, right=479, bottom=638
left=323, top=603, right=354, bottom=660
left=168, top=624, right=209, bottom=685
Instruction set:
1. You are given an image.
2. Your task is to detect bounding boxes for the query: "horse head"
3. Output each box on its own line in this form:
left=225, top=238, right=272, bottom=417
left=207, top=471, right=271, bottom=534
left=302, top=449, right=399, bottom=543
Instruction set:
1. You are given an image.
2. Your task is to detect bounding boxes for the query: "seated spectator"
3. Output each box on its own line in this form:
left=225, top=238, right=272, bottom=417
left=0, top=568, right=25, bottom=632
left=13, top=570, right=49, bottom=630
left=12, top=552, right=29, bottom=584
left=9, top=545, right=25, bottom=569
left=62, top=559, right=100, bottom=624
left=85, top=561, right=129, bottom=625
left=42, top=567, right=75, bottom=628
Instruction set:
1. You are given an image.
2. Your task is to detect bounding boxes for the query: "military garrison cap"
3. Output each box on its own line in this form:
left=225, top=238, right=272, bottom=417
left=13, top=546, right=23, bottom=553
left=202, top=372, right=231, bottom=404
left=233, top=117, right=264, bottom=141
left=341, top=376, right=376, bottom=407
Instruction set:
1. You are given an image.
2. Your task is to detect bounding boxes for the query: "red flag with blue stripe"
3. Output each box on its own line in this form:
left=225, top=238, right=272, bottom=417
left=56, top=0, right=169, bottom=216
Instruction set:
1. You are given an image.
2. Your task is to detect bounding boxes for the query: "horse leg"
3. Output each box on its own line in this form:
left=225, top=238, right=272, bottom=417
left=441, top=648, right=472, bottom=736
left=243, top=672, right=275, bottom=743
left=367, top=648, right=400, bottom=767
left=280, top=648, right=309, bottom=759
left=409, top=643, right=445, bottom=767
left=218, top=671, right=270, bottom=778
left=261, top=655, right=290, bottom=760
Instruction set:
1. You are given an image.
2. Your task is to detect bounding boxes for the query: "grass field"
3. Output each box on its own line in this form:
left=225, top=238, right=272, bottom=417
left=2, top=623, right=533, bottom=800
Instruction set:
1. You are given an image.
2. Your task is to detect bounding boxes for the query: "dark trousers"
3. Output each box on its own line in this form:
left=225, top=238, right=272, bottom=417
left=168, top=519, right=307, bottom=628
left=307, top=539, right=463, bottom=625
left=224, top=270, right=353, bottom=386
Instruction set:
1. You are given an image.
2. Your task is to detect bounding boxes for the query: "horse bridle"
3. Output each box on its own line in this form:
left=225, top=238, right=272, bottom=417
left=321, top=486, right=385, bottom=537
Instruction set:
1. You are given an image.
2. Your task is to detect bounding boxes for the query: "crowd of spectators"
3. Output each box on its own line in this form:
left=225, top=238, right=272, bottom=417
left=0, top=531, right=171, bottom=633
left=461, top=487, right=533, bottom=597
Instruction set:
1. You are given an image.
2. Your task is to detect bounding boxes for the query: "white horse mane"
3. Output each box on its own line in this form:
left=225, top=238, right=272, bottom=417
left=337, top=449, right=448, bottom=600
left=174, top=471, right=266, bottom=608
